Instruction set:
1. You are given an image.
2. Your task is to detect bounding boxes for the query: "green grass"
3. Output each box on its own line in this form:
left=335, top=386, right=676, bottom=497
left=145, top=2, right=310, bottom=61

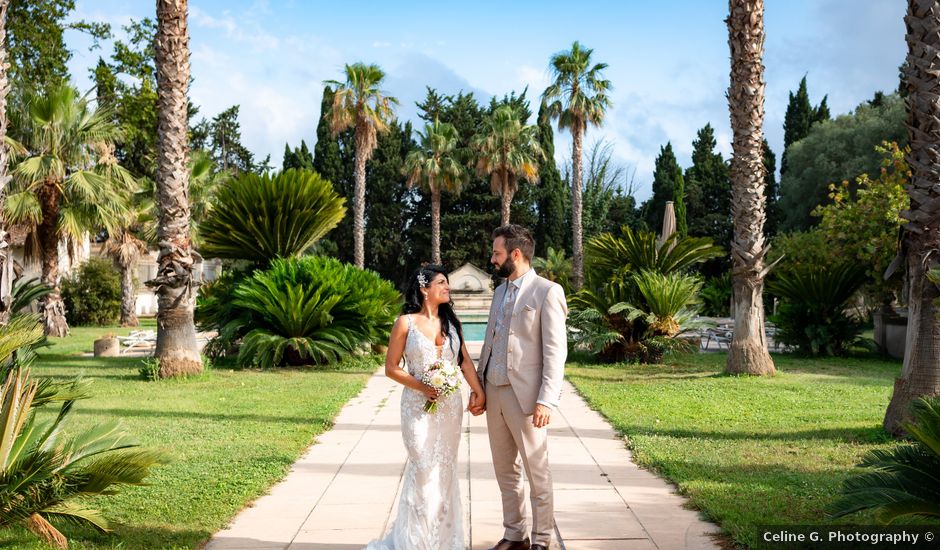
left=565, top=351, right=937, bottom=549
left=0, top=322, right=378, bottom=549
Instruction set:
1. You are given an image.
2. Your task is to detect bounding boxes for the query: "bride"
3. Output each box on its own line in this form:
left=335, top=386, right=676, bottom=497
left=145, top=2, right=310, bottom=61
left=365, top=265, right=486, bottom=550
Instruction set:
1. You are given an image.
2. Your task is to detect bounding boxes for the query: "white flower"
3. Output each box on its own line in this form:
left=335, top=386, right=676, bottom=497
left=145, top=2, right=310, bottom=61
left=429, top=372, right=446, bottom=388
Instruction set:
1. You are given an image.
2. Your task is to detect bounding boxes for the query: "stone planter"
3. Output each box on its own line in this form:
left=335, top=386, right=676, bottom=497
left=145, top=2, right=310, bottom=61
left=874, top=308, right=907, bottom=359
left=93, top=336, right=119, bottom=357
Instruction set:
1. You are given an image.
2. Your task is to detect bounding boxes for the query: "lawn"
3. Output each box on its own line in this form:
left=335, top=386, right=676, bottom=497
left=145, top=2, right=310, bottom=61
left=565, top=351, right=935, bottom=549
left=0, top=322, right=378, bottom=549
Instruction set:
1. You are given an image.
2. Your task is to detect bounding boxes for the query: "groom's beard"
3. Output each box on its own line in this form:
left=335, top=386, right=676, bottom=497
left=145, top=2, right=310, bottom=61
left=494, top=257, right=516, bottom=279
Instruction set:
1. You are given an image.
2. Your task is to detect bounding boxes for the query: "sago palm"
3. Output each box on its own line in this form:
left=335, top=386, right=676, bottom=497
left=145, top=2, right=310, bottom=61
left=0, top=315, right=167, bottom=549
left=585, top=225, right=723, bottom=284
left=532, top=246, right=572, bottom=291
left=542, top=41, right=611, bottom=289
left=403, top=120, right=466, bottom=264
left=233, top=256, right=400, bottom=368
left=4, top=85, right=128, bottom=337
left=324, top=63, right=398, bottom=268
left=473, top=105, right=543, bottom=226
left=830, top=397, right=940, bottom=523
left=199, top=169, right=346, bottom=266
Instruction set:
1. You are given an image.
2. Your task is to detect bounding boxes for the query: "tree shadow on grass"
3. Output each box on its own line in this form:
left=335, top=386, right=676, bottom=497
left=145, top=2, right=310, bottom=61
left=610, top=423, right=892, bottom=445
left=0, top=521, right=212, bottom=550
left=73, top=406, right=337, bottom=426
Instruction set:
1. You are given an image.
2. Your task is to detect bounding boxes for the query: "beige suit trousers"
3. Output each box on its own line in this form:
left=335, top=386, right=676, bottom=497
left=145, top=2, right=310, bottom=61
left=485, top=383, right=554, bottom=546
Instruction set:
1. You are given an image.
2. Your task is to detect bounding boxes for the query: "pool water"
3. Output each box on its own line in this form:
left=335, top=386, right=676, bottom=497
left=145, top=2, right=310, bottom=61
left=461, top=322, right=488, bottom=342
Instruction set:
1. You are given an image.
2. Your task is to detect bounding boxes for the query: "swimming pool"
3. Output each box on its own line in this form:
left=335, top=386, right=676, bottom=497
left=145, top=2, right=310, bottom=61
left=461, top=322, right=488, bottom=342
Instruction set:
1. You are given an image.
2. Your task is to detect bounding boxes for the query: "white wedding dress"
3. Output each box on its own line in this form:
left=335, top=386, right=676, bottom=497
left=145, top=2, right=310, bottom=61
left=365, top=315, right=465, bottom=550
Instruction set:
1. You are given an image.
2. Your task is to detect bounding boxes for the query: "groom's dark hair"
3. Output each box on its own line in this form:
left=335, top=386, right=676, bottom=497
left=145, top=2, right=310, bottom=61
left=493, top=224, right=535, bottom=261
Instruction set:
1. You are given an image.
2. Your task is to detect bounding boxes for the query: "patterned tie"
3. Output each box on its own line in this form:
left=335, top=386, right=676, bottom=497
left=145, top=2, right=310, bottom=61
left=501, top=282, right=517, bottom=332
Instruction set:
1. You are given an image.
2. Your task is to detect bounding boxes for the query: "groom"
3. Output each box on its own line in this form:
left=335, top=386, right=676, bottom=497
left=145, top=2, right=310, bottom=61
left=472, top=224, right=568, bottom=550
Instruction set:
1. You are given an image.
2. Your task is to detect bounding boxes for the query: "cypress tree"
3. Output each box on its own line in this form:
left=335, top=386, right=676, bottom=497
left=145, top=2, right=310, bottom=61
left=762, top=139, right=779, bottom=237
left=781, top=77, right=830, bottom=174
left=684, top=124, right=731, bottom=245
left=642, top=142, right=681, bottom=231
left=673, top=167, right=687, bottom=237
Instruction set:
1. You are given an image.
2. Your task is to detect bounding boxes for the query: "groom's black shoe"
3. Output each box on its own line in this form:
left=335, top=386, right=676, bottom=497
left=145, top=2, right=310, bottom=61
left=488, top=537, right=530, bottom=550
left=530, top=545, right=549, bottom=550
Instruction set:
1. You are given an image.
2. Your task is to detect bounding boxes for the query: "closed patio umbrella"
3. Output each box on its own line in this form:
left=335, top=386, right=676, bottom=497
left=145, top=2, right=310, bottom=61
left=660, top=201, right=677, bottom=244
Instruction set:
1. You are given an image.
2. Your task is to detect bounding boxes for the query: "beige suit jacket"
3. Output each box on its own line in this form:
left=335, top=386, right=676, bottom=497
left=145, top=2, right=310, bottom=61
left=477, top=270, right=568, bottom=414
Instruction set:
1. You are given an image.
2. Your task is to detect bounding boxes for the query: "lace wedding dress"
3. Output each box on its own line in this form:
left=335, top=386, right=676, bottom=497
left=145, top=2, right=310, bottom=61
left=364, top=315, right=465, bottom=550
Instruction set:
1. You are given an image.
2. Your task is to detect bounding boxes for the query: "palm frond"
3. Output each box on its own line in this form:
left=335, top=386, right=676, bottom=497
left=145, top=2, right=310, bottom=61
left=829, top=397, right=940, bottom=522
left=227, top=256, right=400, bottom=368
left=199, top=169, right=346, bottom=265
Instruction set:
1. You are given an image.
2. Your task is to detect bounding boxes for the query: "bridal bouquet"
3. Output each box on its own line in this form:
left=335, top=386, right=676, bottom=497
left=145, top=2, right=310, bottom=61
left=421, top=359, right=461, bottom=413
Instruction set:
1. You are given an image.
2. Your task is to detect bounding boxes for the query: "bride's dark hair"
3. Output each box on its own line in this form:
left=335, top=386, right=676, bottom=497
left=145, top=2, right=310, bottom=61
left=403, top=265, right=465, bottom=365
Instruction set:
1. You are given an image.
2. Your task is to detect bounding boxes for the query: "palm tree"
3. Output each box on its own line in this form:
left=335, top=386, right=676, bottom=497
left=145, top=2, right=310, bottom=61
left=103, top=198, right=150, bottom=327
left=542, top=41, right=611, bottom=290
left=151, top=0, right=202, bottom=377
left=4, top=86, right=126, bottom=337
left=883, top=0, right=940, bottom=435
left=724, top=0, right=776, bottom=376
left=324, top=63, right=398, bottom=268
left=474, top=105, right=543, bottom=226
left=403, top=120, right=466, bottom=264
left=0, top=0, right=12, bottom=325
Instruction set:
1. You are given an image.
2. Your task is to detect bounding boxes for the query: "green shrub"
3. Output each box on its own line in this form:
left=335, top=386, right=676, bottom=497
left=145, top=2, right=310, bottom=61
left=60, top=257, right=121, bottom=326
left=570, top=270, right=703, bottom=363
left=198, top=169, right=346, bottom=266
left=768, top=263, right=868, bottom=356
left=232, top=256, right=400, bottom=368
left=699, top=273, right=732, bottom=317
left=767, top=230, right=831, bottom=277
left=195, top=271, right=249, bottom=358
left=829, top=397, right=940, bottom=523
left=532, top=247, right=572, bottom=294
left=570, top=227, right=717, bottom=363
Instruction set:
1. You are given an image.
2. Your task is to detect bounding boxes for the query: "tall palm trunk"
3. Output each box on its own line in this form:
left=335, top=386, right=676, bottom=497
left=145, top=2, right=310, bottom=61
left=725, top=0, right=775, bottom=376
left=500, top=171, right=512, bottom=226
left=37, top=180, right=68, bottom=337
left=571, top=125, right=584, bottom=290
left=352, top=136, right=367, bottom=269
left=0, top=0, right=10, bottom=325
left=152, top=0, right=201, bottom=378
left=883, top=0, right=940, bottom=435
left=119, top=256, right=139, bottom=327
left=431, top=184, right=441, bottom=265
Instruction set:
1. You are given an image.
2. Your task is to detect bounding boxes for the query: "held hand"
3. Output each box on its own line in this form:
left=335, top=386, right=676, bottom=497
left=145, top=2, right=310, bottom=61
left=468, top=391, right=486, bottom=415
left=421, top=384, right=439, bottom=401
left=532, top=404, right=551, bottom=428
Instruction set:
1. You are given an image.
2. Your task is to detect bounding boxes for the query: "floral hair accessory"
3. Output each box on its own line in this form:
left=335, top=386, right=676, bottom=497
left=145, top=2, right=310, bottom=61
left=416, top=273, right=428, bottom=288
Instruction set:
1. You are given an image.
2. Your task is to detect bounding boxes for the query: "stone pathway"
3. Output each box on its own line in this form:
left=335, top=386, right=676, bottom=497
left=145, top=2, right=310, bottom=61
left=205, top=369, right=720, bottom=550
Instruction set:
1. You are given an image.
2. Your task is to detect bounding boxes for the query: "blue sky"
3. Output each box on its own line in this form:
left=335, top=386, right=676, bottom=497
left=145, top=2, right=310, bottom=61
left=67, top=0, right=906, bottom=201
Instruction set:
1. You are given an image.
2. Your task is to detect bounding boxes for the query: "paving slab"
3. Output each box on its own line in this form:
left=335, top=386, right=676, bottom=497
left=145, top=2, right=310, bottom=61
left=206, top=371, right=720, bottom=550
